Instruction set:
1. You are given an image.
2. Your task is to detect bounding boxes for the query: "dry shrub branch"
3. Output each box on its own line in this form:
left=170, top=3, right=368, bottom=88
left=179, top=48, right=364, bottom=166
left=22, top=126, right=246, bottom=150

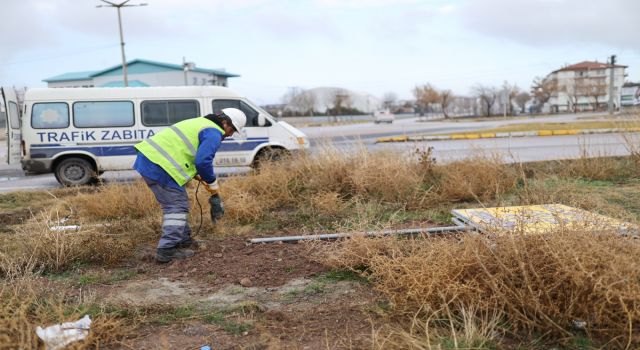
left=322, top=230, right=640, bottom=346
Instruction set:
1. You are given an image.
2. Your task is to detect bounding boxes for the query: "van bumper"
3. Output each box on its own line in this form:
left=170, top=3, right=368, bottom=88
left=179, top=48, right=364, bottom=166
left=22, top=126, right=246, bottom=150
left=21, top=159, right=53, bottom=174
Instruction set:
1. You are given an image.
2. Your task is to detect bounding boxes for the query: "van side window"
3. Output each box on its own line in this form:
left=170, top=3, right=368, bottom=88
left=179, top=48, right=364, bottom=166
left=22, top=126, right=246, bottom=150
left=73, top=101, right=134, bottom=128
left=141, top=100, right=200, bottom=126
left=212, top=99, right=266, bottom=127
left=8, top=101, right=20, bottom=129
left=32, top=102, right=69, bottom=129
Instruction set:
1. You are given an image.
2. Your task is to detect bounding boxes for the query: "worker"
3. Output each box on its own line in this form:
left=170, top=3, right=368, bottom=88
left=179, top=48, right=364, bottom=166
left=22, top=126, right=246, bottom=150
left=133, top=108, right=247, bottom=263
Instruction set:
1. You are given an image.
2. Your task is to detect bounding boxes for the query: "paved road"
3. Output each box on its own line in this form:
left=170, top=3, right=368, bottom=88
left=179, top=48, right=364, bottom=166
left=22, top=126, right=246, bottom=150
left=373, top=132, right=635, bottom=163
left=1, top=113, right=633, bottom=193
left=299, top=112, right=601, bottom=142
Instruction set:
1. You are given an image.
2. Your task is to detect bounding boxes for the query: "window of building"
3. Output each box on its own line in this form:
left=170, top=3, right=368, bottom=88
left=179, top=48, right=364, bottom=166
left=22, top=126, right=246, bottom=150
left=73, top=101, right=134, bottom=128
left=141, top=100, right=200, bottom=126
left=212, top=99, right=268, bottom=127
left=32, top=102, right=69, bottom=129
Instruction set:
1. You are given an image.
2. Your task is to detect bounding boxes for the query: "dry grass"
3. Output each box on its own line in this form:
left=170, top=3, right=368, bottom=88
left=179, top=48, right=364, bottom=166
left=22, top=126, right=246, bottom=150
left=225, top=146, right=420, bottom=207
left=0, top=277, right=126, bottom=349
left=2, top=141, right=640, bottom=348
left=322, top=230, right=640, bottom=347
left=2, top=144, right=637, bottom=275
left=431, top=154, right=518, bottom=203
left=372, top=304, right=504, bottom=349
left=69, top=180, right=158, bottom=220
left=0, top=211, right=147, bottom=277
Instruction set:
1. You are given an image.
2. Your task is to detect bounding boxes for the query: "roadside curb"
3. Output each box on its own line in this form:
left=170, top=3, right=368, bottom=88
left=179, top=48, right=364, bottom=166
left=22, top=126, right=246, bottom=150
left=376, top=127, right=640, bottom=143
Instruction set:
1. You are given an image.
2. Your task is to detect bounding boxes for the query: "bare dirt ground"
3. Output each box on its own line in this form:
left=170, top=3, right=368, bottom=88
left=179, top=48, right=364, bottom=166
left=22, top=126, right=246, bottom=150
left=57, top=237, right=383, bottom=349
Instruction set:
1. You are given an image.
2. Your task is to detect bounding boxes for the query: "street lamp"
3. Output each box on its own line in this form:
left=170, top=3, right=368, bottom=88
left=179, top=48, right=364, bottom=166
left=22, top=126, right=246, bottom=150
left=96, top=0, right=148, bottom=87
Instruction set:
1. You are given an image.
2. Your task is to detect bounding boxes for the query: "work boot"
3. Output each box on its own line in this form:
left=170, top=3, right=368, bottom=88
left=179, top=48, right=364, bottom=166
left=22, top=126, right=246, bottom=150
left=155, top=248, right=195, bottom=263
left=177, top=238, right=200, bottom=249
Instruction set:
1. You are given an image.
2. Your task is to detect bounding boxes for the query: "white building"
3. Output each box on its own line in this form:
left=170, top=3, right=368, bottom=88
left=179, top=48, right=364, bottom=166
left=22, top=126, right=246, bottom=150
left=621, top=83, right=640, bottom=107
left=546, top=61, right=627, bottom=113
left=43, top=59, right=239, bottom=88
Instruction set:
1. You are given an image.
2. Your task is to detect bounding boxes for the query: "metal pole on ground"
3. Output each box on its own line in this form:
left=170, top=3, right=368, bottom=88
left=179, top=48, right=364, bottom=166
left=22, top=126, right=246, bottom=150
left=248, top=225, right=470, bottom=244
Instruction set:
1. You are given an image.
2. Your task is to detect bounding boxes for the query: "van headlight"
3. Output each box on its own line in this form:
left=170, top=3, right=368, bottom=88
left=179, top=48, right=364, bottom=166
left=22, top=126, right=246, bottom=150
left=297, top=137, right=307, bottom=145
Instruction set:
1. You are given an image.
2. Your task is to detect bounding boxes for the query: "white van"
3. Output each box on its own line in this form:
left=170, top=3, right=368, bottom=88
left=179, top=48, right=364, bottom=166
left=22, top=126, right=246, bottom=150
left=1, top=86, right=309, bottom=186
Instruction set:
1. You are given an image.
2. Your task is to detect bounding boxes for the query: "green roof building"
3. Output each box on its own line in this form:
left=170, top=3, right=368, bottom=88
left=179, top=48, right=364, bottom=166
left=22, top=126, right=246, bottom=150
left=43, top=59, right=240, bottom=88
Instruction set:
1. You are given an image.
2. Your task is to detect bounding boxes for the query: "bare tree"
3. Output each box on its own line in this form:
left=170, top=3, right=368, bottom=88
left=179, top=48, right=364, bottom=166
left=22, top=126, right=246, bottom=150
left=282, top=87, right=316, bottom=116
left=583, top=78, right=608, bottom=111
left=439, top=89, right=453, bottom=118
left=413, top=84, right=440, bottom=115
left=515, top=91, right=531, bottom=113
left=331, top=89, right=351, bottom=116
left=292, top=91, right=316, bottom=116
left=382, top=91, right=398, bottom=110
left=531, top=76, right=557, bottom=112
left=471, top=84, right=498, bottom=117
left=281, top=87, right=302, bottom=106
left=561, top=79, right=587, bottom=113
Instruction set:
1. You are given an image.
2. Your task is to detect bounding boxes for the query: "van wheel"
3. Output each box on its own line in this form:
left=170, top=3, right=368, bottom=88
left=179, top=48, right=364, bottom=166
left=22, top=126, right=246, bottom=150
left=55, top=158, right=96, bottom=186
left=252, top=147, right=287, bottom=169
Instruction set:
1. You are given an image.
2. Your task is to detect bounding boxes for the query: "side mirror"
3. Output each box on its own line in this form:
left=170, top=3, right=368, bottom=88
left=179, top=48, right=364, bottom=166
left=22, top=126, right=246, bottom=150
left=257, top=113, right=267, bottom=127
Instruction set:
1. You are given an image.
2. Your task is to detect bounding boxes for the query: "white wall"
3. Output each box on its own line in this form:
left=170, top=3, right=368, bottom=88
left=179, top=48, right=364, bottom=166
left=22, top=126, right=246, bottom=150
left=92, top=71, right=228, bottom=87
left=47, top=79, right=94, bottom=88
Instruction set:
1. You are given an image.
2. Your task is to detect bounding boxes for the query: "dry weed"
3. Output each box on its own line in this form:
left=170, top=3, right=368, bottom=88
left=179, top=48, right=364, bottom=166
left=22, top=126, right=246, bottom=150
left=322, top=230, right=640, bottom=346
left=69, top=180, right=158, bottom=220
left=0, top=277, right=127, bottom=349
left=309, top=191, right=348, bottom=216
left=0, top=211, right=147, bottom=276
left=372, top=304, right=504, bottom=350
left=222, top=187, right=270, bottom=224
left=431, top=155, right=518, bottom=203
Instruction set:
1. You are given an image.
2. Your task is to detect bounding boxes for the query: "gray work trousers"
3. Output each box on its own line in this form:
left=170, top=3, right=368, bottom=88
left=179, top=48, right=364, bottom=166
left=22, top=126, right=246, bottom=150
left=142, top=176, right=192, bottom=249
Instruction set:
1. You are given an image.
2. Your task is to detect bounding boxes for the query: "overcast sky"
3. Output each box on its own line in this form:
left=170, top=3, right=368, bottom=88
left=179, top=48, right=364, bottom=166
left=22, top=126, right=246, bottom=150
left=2, top=0, right=639, bottom=104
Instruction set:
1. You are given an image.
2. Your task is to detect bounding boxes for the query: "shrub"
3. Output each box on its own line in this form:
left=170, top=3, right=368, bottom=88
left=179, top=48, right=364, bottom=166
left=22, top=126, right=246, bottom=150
left=321, top=230, right=640, bottom=346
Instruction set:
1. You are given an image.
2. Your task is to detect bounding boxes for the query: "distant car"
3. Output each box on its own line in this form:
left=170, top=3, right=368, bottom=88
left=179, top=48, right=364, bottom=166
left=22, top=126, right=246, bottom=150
left=373, top=110, right=394, bottom=124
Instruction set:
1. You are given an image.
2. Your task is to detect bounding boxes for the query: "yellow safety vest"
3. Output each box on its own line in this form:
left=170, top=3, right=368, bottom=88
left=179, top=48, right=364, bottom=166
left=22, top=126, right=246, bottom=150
left=135, top=117, right=224, bottom=186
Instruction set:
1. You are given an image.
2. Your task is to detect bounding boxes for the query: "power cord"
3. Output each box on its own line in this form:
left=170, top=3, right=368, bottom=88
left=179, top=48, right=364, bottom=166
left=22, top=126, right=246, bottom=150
left=194, top=180, right=203, bottom=238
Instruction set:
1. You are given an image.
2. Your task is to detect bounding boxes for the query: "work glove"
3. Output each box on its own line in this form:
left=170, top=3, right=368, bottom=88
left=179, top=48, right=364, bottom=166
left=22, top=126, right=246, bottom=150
left=195, top=175, right=220, bottom=195
left=204, top=180, right=220, bottom=194
left=209, top=193, right=225, bottom=222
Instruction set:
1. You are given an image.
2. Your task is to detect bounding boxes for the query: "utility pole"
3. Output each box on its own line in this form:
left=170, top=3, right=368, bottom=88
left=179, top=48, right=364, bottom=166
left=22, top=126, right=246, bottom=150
left=183, top=57, right=188, bottom=86
left=502, top=89, right=507, bottom=119
left=608, top=54, right=616, bottom=114
left=96, top=0, right=148, bottom=87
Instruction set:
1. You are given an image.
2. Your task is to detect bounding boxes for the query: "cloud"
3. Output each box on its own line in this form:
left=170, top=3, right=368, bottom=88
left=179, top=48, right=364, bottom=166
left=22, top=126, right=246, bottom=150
left=252, top=10, right=339, bottom=41
left=314, top=0, right=423, bottom=8
left=460, top=0, right=640, bottom=50
left=0, top=1, right=56, bottom=53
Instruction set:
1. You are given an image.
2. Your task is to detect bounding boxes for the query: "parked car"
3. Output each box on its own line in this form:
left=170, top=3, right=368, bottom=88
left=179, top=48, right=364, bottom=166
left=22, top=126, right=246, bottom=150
left=373, top=110, right=394, bottom=124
